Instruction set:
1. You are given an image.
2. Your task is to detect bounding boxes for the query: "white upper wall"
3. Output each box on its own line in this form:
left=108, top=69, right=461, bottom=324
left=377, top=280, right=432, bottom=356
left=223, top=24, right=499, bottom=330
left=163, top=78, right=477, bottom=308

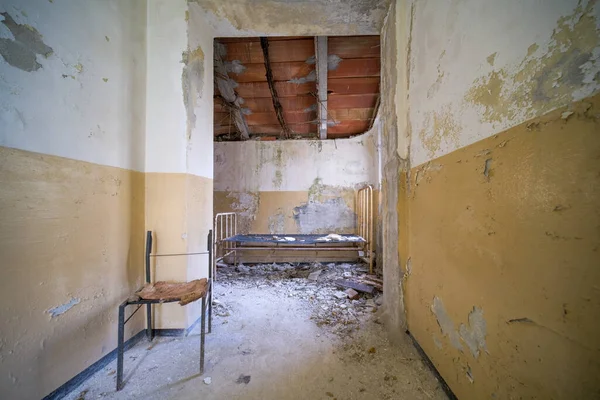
left=0, top=0, right=147, bottom=171
left=187, top=3, right=214, bottom=179
left=145, top=0, right=215, bottom=178
left=409, top=0, right=600, bottom=167
left=145, top=0, right=189, bottom=174
left=214, top=130, right=378, bottom=192
left=191, top=0, right=390, bottom=36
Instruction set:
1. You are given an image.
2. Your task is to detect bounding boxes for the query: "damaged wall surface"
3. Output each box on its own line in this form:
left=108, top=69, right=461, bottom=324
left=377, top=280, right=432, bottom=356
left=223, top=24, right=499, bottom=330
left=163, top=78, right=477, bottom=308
left=146, top=0, right=214, bottom=330
left=190, top=0, right=390, bottom=36
left=0, top=1, right=147, bottom=398
left=400, top=0, right=600, bottom=398
left=214, top=131, right=378, bottom=237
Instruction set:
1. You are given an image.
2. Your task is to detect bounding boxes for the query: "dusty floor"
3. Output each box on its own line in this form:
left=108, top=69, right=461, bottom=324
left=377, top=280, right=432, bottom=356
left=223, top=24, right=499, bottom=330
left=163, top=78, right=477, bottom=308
left=65, top=263, right=448, bottom=400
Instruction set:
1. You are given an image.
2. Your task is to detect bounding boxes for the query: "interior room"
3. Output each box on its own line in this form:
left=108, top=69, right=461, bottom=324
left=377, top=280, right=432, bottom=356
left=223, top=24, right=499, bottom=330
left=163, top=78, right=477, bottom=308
left=0, top=1, right=598, bottom=399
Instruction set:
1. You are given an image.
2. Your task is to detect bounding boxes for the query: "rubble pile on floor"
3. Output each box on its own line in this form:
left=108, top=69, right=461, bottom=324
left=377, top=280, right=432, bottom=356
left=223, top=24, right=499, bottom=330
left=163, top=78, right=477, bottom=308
left=215, top=262, right=383, bottom=336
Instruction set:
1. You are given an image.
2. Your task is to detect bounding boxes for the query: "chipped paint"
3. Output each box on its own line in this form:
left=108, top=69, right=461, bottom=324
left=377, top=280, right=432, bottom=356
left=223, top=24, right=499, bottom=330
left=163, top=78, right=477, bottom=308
left=227, top=191, right=259, bottom=233
left=410, top=0, right=600, bottom=167
left=293, top=197, right=355, bottom=234
left=459, top=307, right=488, bottom=358
left=47, top=298, right=80, bottom=318
left=0, top=12, right=53, bottom=72
left=431, top=296, right=463, bottom=350
left=418, top=105, right=461, bottom=160
left=466, top=1, right=600, bottom=125
left=268, top=208, right=285, bottom=234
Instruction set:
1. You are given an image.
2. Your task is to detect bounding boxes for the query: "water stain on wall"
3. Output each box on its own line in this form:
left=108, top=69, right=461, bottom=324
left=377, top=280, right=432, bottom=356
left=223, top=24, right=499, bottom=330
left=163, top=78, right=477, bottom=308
left=0, top=12, right=54, bottom=72
left=268, top=208, right=285, bottom=234
left=182, top=46, right=205, bottom=140
left=227, top=191, right=259, bottom=233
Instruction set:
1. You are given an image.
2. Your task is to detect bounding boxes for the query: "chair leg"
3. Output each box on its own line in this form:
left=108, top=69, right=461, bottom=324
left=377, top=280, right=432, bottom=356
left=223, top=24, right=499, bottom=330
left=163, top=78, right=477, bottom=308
left=116, top=302, right=126, bottom=391
left=208, top=284, right=213, bottom=334
left=200, top=296, right=207, bottom=374
left=146, top=304, right=153, bottom=341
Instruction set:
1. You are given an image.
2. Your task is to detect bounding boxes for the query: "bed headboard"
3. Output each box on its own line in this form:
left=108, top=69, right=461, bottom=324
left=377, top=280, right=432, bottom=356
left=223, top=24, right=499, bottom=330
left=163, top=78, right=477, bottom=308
left=213, top=212, right=237, bottom=279
left=357, top=185, right=374, bottom=273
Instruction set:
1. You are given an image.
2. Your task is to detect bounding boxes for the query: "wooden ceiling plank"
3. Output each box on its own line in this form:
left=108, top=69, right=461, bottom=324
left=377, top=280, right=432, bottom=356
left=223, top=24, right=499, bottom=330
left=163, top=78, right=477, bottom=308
left=328, top=77, right=380, bottom=95
left=328, top=93, right=379, bottom=109
left=236, top=81, right=315, bottom=98
left=329, top=58, right=381, bottom=79
left=222, top=39, right=315, bottom=63
left=245, top=110, right=317, bottom=125
left=328, top=36, right=381, bottom=59
left=248, top=123, right=316, bottom=135
left=229, top=61, right=315, bottom=83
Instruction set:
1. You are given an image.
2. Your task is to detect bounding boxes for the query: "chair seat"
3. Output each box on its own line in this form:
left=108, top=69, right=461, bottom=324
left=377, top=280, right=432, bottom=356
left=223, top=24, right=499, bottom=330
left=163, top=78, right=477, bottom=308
left=136, top=278, right=208, bottom=305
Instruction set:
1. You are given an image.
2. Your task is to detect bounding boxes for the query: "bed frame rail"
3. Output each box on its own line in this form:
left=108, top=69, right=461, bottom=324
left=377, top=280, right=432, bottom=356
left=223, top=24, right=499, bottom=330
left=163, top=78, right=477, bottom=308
left=357, top=185, right=374, bottom=274
left=213, top=212, right=237, bottom=279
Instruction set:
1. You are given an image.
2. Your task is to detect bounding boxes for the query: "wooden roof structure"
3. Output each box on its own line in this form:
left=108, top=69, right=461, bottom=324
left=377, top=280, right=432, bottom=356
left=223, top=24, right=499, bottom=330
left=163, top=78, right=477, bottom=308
left=214, top=35, right=380, bottom=141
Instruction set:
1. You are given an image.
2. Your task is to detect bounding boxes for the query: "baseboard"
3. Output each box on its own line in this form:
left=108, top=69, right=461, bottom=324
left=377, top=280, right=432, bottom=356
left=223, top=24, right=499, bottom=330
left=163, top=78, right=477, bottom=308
left=43, top=330, right=146, bottom=400
left=154, top=315, right=202, bottom=337
left=405, top=330, right=458, bottom=400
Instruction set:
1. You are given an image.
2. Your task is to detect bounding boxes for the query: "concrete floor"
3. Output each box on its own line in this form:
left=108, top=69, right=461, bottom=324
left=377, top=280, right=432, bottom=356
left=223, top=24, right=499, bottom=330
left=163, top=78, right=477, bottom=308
left=65, top=264, right=448, bottom=400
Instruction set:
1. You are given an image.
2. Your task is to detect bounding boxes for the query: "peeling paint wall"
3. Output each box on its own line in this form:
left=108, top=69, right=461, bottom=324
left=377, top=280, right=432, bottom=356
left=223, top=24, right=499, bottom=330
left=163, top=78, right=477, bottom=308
left=190, top=0, right=391, bottom=36
left=214, top=131, right=378, bottom=239
left=409, top=0, right=600, bottom=167
left=402, top=0, right=600, bottom=398
left=0, top=1, right=146, bottom=171
left=0, top=1, right=147, bottom=398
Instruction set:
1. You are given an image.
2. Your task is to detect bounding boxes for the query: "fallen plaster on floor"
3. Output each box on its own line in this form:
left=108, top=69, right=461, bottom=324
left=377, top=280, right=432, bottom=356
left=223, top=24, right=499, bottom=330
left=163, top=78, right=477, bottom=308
left=64, top=263, right=448, bottom=400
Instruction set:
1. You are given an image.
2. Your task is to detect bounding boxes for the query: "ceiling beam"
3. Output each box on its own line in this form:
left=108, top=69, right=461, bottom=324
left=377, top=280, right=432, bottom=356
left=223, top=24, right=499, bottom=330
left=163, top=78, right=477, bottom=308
left=213, top=42, right=250, bottom=140
left=260, top=37, right=291, bottom=139
left=315, top=36, right=328, bottom=140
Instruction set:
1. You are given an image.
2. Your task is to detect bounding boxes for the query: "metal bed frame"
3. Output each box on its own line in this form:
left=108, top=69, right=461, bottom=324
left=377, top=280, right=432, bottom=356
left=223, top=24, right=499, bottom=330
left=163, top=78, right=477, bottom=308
left=116, top=230, right=213, bottom=391
left=213, top=185, right=375, bottom=274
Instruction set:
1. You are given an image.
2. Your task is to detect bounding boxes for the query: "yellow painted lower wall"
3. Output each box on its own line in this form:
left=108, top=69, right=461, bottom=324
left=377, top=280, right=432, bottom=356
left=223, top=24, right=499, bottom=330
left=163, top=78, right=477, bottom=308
left=405, top=95, right=600, bottom=398
left=146, top=172, right=212, bottom=329
left=0, top=146, right=146, bottom=399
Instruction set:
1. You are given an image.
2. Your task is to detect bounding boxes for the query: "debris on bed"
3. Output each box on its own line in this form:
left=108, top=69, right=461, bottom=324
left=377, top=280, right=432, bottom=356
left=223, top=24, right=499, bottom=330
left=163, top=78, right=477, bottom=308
left=215, top=261, right=383, bottom=336
left=315, top=233, right=363, bottom=242
left=272, top=235, right=297, bottom=242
